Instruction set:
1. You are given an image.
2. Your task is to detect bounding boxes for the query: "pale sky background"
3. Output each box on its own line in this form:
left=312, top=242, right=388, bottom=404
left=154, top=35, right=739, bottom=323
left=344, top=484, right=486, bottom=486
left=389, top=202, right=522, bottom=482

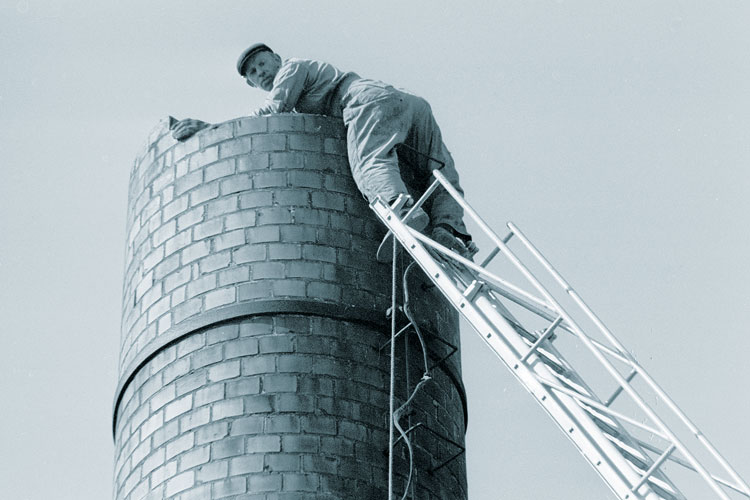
left=1, top=1, right=749, bottom=499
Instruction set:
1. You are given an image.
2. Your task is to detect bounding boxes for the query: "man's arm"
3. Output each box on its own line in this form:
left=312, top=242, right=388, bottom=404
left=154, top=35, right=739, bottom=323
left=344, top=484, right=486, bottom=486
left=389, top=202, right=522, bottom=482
left=250, top=61, right=308, bottom=116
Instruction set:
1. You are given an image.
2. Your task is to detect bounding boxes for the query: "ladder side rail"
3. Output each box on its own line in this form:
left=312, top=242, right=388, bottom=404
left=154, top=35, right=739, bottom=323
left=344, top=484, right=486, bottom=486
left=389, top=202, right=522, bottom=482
left=430, top=169, right=740, bottom=499
left=372, top=200, right=664, bottom=500
left=508, top=222, right=750, bottom=498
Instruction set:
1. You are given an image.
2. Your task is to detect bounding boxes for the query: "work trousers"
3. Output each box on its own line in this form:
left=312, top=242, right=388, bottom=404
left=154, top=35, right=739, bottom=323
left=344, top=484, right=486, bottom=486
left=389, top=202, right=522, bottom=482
left=341, top=80, right=469, bottom=238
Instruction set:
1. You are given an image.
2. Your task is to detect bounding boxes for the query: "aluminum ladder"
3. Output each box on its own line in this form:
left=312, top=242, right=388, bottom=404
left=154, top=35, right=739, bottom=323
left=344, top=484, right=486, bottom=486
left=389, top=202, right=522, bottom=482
left=370, top=169, right=750, bottom=500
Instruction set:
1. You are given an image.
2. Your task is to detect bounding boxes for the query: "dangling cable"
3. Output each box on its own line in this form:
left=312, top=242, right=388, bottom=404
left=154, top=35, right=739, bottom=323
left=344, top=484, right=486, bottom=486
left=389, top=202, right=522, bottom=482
left=388, top=237, right=397, bottom=500
left=393, top=261, right=432, bottom=500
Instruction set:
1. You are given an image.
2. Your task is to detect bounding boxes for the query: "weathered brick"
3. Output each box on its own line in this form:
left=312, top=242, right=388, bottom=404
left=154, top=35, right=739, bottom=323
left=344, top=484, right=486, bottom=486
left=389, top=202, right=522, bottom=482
left=283, top=473, right=318, bottom=492
left=149, top=384, right=175, bottom=413
left=223, top=210, right=256, bottom=231
left=252, top=134, right=287, bottom=152
left=199, top=124, right=233, bottom=148
left=301, top=415, right=337, bottom=435
left=189, top=182, right=220, bottom=206
left=264, top=414, right=300, bottom=433
left=164, top=230, right=192, bottom=257
left=194, top=383, right=225, bottom=407
left=279, top=225, right=316, bottom=244
left=187, top=274, right=216, bottom=299
left=236, top=153, right=269, bottom=171
left=188, top=146, right=219, bottom=170
left=219, top=175, right=253, bottom=196
left=226, top=377, right=260, bottom=397
left=165, top=470, right=195, bottom=496
left=284, top=261, right=322, bottom=279
left=247, top=226, right=280, bottom=245
left=268, top=243, right=302, bottom=260
left=175, top=169, right=203, bottom=196
left=271, top=280, right=306, bottom=297
left=302, top=244, right=337, bottom=263
left=244, top=395, right=274, bottom=413
left=253, top=171, right=287, bottom=188
left=303, top=455, right=338, bottom=475
left=151, top=460, right=178, bottom=487
left=229, top=454, right=263, bottom=475
left=141, top=410, right=164, bottom=440
left=180, top=484, right=211, bottom=500
left=251, top=262, right=285, bottom=279
left=239, top=191, right=272, bottom=209
left=164, top=266, right=191, bottom=292
left=289, top=134, right=323, bottom=152
left=218, top=137, right=252, bottom=158
left=265, top=454, right=300, bottom=473
left=224, top=338, right=259, bottom=359
left=208, top=360, right=240, bottom=383
left=213, top=229, right=246, bottom=251
left=233, top=244, right=266, bottom=264
left=212, top=436, right=245, bottom=459
left=307, top=282, right=342, bottom=302
left=323, top=137, right=347, bottom=155
left=288, top=171, right=322, bottom=189
left=230, top=415, right=264, bottom=436
left=269, top=151, right=305, bottom=169
left=179, top=407, right=210, bottom=432
left=206, top=324, right=239, bottom=345
left=181, top=240, right=210, bottom=264
left=237, top=281, right=273, bottom=301
left=262, top=373, right=297, bottom=393
left=154, top=253, right=180, bottom=280
left=195, top=421, right=229, bottom=445
left=165, top=393, right=193, bottom=421
left=212, top=476, right=247, bottom=498
left=268, top=115, right=305, bottom=132
left=177, top=206, right=205, bottom=231
left=152, top=220, right=177, bottom=247
left=196, top=459, right=229, bottom=482
left=166, top=432, right=194, bottom=460
left=204, top=287, right=236, bottom=309
left=152, top=419, right=179, bottom=449
left=235, top=118, right=268, bottom=136
left=198, top=251, right=231, bottom=273
left=277, top=355, right=312, bottom=373
left=316, top=228, right=351, bottom=248
left=281, top=434, right=319, bottom=453
left=204, top=159, right=235, bottom=182
left=177, top=445, right=210, bottom=472
left=274, top=394, right=314, bottom=413
left=192, top=218, right=223, bottom=241
left=246, top=435, right=282, bottom=453
left=176, top=333, right=206, bottom=358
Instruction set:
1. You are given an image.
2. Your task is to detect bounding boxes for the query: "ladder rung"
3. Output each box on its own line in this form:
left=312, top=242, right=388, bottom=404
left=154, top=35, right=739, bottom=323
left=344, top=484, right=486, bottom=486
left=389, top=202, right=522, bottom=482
left=632, top=444, right=676, bottom=493
left=605, top=369, right=638, bottom=407
left=520, top=316, right=564, bottom=363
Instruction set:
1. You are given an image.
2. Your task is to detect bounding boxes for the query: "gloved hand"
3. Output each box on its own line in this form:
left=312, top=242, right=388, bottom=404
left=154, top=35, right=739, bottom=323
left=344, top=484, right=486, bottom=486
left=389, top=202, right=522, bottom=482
left=170, top=118, right=211, bottom=142
left=430, top=225, right=478, bottom=260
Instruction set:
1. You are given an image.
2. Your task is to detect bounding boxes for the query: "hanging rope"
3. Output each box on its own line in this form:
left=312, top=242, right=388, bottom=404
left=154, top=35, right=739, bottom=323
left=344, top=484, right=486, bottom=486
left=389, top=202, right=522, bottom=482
left=392, top=261, right=432, bottom=500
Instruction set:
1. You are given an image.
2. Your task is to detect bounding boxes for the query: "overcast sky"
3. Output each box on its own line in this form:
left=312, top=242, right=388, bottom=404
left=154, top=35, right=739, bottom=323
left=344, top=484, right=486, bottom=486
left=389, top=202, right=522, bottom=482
left=1, top=1, right=749, bottom=499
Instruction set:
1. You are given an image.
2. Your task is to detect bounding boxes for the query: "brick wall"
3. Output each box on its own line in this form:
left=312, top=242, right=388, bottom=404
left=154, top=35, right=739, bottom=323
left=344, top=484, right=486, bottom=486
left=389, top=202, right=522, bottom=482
left=114, top=115, right=467, bottom=499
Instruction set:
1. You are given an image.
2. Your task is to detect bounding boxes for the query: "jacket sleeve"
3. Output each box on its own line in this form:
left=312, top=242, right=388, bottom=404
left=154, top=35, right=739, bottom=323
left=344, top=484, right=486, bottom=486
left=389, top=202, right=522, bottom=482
left=250, top=62, right=308, bottom=116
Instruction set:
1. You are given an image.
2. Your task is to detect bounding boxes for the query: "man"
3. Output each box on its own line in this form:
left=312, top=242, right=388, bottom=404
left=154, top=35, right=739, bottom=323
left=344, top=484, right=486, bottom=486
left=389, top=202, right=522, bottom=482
left=172, top=43, right=476, bottom=261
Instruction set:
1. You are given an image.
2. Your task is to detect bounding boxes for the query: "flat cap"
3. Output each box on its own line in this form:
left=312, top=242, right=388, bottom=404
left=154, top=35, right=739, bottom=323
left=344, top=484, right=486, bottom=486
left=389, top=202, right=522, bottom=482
left=236, top=43, right=273, bottom=75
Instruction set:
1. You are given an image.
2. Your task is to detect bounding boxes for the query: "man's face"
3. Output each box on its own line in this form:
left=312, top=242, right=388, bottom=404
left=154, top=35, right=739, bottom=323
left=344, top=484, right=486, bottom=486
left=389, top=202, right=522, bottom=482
left=243, top=51, right=281, bottom=91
